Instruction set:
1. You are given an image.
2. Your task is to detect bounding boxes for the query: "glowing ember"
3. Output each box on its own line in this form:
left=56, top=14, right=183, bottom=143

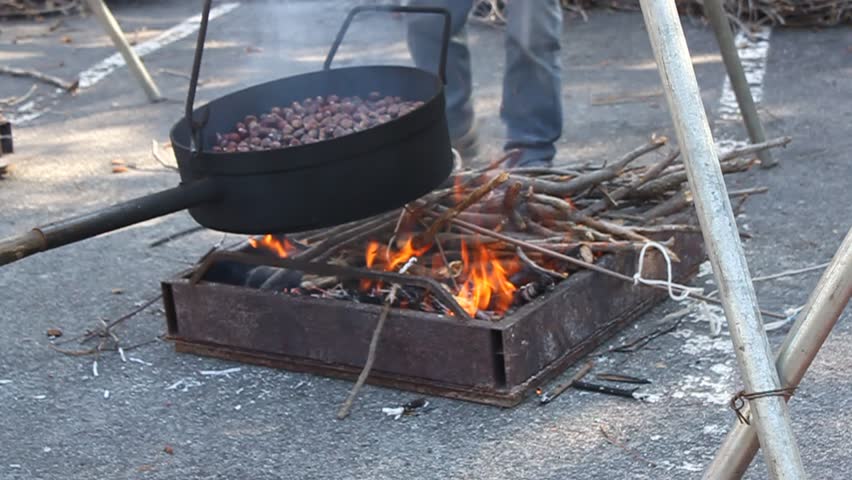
left=248, top=234, right=296, bottom=258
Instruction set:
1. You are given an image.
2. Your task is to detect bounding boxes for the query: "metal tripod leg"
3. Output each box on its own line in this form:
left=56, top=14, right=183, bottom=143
left=85, top=0, right=162, bottom=102
left=703, top=0, right=777, bottom=168
left=637, top=0, right=806, bottom=478
left=704, top=227, right=852, bottom=479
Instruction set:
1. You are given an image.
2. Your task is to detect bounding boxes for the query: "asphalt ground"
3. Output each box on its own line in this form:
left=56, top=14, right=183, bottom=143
left=0, top=2, right=850, bottom=479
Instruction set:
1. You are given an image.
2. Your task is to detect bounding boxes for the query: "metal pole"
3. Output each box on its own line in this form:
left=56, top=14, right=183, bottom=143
left=703, top=0, right=776, bottom=168
left=637, top=1, right=806, bottom=478
left=704, top=227, right=852, bottom=479
left=84, top=0, right=162, bottom=102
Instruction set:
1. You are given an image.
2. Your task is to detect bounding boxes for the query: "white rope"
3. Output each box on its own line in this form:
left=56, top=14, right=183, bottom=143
left=633, top=241, right=704, bottom=302
left=634, top=242, right=804, bottom=336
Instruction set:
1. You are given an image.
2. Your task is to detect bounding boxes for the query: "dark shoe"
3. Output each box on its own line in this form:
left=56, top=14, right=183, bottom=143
left=507, top=152, right=553, bottom=169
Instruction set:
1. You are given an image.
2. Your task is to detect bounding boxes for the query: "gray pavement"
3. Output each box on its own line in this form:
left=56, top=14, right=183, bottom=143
left=1, top=2, right=850, bottom=479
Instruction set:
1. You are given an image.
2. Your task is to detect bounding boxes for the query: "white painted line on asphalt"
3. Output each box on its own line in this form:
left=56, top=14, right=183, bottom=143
left=5, top=2, right=240, bottom=126
left=716, top=26, right=772, bottom=152
left=79, top=2, right=241, bottom=89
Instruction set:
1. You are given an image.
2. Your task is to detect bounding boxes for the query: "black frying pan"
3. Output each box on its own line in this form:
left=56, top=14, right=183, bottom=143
left=0, top=3, right=454, bottom=266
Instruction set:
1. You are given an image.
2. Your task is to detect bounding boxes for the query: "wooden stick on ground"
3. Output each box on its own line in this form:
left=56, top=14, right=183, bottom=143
left=538, top=361, right=594, bottom=404
left=336, top=289, right=393, bottom=420
left=0, top=65, right=78, bottom=92
left=337, top=258, right=416, bottom=419
left=0, top=84, right=37, bottom=107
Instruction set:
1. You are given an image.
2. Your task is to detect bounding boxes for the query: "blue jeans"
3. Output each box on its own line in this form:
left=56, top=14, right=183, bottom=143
left=406, top=0, right=564, bottom=166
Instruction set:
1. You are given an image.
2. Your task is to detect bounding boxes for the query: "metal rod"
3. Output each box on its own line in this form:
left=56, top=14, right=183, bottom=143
left=185, top=0, right=214, bottom=154
left=323, top=5, right=451, bottom=84
left=84, top=0, right=162, bottom=102
left=702, top=0, right=776, bottom=168
left=704, top=227, right=852, bottom=479
left=637, top=0, right=806, bottom=478
left=0, top=180, right=220, bottom=267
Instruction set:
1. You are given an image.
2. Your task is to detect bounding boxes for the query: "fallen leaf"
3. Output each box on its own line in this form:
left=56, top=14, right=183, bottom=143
left=579, top=245, right=594, bottom=264
left=46, top=328, right=63, bottom=338
left=163, top=445, right=174, bottom=455
left=112, top=166, right=129, bottom=174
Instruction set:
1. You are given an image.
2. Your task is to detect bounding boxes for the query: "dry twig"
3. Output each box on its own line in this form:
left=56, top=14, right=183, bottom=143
left=0, top=65, right=78, bottom=92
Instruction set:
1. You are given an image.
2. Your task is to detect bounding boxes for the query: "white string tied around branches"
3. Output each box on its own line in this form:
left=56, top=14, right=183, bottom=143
left=632, top=241, right=704, bottom=302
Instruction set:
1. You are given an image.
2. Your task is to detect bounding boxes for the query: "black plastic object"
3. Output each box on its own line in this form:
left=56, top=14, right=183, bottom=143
left=171, top=3, right=454, bottom=234
left=0, top=117, right=11, bottom=155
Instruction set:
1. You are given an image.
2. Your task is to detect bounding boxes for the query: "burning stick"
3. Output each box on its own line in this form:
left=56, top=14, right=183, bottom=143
left=298, top=210, right=399, bottom=261
left=337, top=257, right=417, bottom=420
left=421, top=171, right=509, bottom=244
left=441, top=216, right=790, bottom=320
left=516, top=247, right=567, bottom=280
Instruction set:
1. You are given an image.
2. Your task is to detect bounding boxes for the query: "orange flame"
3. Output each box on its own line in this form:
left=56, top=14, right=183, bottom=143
left=452, top=240, right=519, bottom=317
left=360, top=237, right=430, bottom=291
left=360, top=236, right=519, bottom=317
left=248, top=234, right=295, bottom=258
left=365, top=241, right=380, bottom=268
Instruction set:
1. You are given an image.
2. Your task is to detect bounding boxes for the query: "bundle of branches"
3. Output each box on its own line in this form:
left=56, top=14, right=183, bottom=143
left=472, top=0, right=850, bottom=27
left=247, top=135, right=789, bottom=321
left=0, top=0, right=79, bottom=18
left=675, top=0, right=851, bottom=27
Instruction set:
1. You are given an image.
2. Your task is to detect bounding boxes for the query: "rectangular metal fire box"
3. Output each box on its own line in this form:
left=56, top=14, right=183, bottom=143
left=163, top=232, right=704, bottom=407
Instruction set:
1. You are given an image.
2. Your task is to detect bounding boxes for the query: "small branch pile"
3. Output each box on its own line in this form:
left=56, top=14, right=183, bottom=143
left=472, top=0, right=851, bottom=27
left=0, top=0, right=79, bottom=18
left=247, top=135, right=789, bottom=320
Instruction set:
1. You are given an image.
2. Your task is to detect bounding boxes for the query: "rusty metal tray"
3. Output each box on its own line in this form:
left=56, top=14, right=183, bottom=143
left=163, top=232, right=704, bottom=407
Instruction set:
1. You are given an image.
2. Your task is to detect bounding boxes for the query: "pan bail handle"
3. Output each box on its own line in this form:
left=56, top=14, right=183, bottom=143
left=323, top=5, right=451, bottom=84
left=185, top=0, right=215, bottom=156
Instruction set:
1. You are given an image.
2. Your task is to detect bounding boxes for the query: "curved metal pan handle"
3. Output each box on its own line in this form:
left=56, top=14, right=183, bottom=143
left=185, top=0, right=214, bottom=156
left=323, top=5, right=451, bottom=84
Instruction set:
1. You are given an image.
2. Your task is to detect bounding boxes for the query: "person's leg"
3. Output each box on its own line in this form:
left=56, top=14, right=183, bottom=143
left=502, top=0, right=563, bottom=167
left=406, top=0, right=476, bottom=147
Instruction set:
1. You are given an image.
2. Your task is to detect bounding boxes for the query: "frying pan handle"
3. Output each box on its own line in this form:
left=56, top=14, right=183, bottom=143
left=185, top=0, right=215, bottom=156
left=324, top=5, right=451, bottom=84
left=0, top=179, right=222, bottom=267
